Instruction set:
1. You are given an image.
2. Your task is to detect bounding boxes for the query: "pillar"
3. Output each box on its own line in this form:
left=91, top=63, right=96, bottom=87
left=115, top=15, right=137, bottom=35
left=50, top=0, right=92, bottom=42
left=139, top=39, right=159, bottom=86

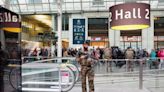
left=57, top=0, right=62, bottom=57
left=51, top=15, right=57, bottom=57
left=0, top=31, right=5, bottom=50
left=142, top=15, right=154, bottom=53
left=109, top=29, right=120, bottom=47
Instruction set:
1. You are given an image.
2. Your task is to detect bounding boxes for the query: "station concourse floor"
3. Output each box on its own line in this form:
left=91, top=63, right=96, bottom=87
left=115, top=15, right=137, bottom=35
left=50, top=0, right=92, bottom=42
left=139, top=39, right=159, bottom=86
left=69, top=63, right=164, bottom=92
left=70, top=74, right=164, bottom=92
left=4, top=61, right=164, bottom=92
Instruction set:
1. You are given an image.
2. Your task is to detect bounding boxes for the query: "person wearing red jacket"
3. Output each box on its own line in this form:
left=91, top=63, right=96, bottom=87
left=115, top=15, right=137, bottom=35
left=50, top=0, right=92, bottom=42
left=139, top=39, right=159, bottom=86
left=157, top=49, right=164, bottom=69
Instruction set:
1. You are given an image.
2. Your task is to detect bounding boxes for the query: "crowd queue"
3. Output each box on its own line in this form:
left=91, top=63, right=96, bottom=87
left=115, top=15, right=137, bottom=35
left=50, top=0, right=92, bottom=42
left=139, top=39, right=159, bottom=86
left=21, top=46, right=164, bottom=70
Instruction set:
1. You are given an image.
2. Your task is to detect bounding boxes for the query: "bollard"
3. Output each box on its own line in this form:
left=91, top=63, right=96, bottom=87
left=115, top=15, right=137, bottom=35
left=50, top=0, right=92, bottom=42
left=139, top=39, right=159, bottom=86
left=106, top=60, right=109, bottom=72
left=139, top=59, right=143, bottom=90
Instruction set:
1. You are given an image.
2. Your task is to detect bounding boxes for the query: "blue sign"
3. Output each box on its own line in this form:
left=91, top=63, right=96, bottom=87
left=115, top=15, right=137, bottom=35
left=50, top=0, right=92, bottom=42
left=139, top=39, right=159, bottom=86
left=73, top=19, right=85, bottom=44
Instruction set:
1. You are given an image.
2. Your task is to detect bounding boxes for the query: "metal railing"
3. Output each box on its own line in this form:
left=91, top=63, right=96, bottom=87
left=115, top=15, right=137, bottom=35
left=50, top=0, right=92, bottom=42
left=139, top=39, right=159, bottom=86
left=21, top=57, right=164, bottom=92
left=21, top=57, right=79, bottom=92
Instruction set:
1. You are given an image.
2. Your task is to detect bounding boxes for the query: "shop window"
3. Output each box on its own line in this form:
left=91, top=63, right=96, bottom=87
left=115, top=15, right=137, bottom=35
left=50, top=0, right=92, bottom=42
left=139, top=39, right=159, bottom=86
left=120, top=36, right=142, bottom=50
left=62, top=14, right=69, bottom=31
left=88, top=18, right=108, bottom=30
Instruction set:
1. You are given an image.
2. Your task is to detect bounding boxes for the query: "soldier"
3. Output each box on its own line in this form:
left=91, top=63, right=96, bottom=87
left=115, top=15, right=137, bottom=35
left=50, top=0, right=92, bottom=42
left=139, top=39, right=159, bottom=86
left=103, top=47, right=112, bottom=72
left=76, top=41, right=97, bottom=92
left=125, top=47, right=135, bottom=72
left=0, top=42, right=9, bottom=92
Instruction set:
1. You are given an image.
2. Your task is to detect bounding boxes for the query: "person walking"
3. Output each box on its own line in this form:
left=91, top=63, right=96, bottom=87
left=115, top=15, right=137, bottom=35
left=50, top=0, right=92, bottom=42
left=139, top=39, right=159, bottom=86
left=76, top=41, right=97, bottom=92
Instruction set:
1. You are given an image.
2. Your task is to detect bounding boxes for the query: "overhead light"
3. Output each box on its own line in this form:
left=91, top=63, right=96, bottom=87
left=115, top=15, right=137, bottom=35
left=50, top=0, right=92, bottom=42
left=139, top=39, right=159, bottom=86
left=33, top=15, right=52, bottom=27
left=34, top=15, right=48, bottom=19
left=111, top=24, right=149, bottom=30
left=109, top=3, right=150, bottom=31
left=3, top=28, right=21, bottom=33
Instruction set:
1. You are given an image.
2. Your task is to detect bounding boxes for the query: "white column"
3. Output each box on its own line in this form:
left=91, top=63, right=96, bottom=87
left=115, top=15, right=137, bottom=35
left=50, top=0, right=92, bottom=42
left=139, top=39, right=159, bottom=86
left=57, top=0, right=62, bottom=57
left=142, top=15, right=154, bottom=53
left=109, top=30, right=120, bottom=47
left=51, top=15, right=57, bottom=57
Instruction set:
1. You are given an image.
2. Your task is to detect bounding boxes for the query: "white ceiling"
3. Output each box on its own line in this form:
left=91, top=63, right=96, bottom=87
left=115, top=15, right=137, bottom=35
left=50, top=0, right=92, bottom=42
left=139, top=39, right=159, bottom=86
left=0, top=0, right=164, bottom=14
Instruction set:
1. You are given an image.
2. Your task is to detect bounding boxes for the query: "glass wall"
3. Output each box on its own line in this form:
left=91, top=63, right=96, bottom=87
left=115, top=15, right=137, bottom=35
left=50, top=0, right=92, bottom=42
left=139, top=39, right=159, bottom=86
left=88, top=18, right=108, bottom=47
left=120, top=36, right=142, bottom=50
left=154, top=17, right=164, bottom=49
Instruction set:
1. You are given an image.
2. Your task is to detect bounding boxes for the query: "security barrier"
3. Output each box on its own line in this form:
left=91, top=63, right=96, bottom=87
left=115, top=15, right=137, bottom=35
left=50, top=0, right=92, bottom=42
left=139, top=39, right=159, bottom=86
left=21, top=57, right=164, bottom=92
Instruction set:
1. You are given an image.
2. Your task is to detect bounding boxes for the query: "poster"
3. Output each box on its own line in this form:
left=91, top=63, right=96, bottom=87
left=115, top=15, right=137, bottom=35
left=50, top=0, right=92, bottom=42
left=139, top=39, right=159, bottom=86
left=73, top=19, right=85, bottom=44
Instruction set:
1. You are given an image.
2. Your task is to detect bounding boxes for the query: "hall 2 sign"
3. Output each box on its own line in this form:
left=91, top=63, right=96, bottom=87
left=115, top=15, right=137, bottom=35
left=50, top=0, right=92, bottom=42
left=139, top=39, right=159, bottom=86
left=109, top=3, right=150, bottom=30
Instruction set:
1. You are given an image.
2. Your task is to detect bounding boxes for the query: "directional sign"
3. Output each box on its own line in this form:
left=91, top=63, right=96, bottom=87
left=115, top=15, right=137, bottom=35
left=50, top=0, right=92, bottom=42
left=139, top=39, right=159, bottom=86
left=73, top=19, right=85, bottom=44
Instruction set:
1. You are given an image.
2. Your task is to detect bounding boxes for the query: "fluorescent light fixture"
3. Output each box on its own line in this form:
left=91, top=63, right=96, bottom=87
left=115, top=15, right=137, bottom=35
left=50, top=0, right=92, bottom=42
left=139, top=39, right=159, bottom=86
left=34, top=15, right=52, bottom=27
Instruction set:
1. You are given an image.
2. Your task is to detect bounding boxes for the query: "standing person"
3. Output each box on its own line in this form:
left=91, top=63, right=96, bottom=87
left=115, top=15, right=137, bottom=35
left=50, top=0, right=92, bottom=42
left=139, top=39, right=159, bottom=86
left=158, top=48, right=164, bottom=69
left=149, top=49, right=158, bottom=69
left=125, top=47, right=135, bottom=72
left=103, top=47, right=112, bottom=72
left=0, top=42, right=9, bottom=92
left=10, top=48, right=18, bottom=59
left=76, top=41, right=97, bottom=92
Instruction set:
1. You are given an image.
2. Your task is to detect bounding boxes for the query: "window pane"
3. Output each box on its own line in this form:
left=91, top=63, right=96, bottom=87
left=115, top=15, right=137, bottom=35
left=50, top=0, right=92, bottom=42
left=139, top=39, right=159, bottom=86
left=20, top=5, right=28, bottom=11
left=18, top=0, right=26, bottom=4
left=35, top=4, right=43, bottom=11
left=28, top=0, right=42, bottom=4
left=62, top=15, right=69, bottom=30
left=42, top=0, right=49, bottom=3
left=43, top=4, right=49, bottom=11
left=28, top=5, right=35, bottom=12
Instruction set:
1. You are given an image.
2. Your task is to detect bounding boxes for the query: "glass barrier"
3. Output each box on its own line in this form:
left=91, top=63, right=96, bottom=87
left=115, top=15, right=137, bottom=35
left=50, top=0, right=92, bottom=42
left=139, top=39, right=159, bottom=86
left=21, top=57, right=77, bottom=92
left=21, top=57, right=164, bottom=92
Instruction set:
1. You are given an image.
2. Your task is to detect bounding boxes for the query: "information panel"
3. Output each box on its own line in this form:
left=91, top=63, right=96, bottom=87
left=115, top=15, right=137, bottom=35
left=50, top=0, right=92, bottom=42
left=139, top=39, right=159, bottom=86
left=73, top=19, right=85, bottom=44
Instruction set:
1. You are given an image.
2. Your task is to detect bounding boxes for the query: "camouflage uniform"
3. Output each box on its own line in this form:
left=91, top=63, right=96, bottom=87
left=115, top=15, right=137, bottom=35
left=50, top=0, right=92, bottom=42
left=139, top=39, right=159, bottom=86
left=125, top=48, right=135, bottom=72
left=76, top=52, right=95, bottom=92
left=103, top=47, right=112, bottom=72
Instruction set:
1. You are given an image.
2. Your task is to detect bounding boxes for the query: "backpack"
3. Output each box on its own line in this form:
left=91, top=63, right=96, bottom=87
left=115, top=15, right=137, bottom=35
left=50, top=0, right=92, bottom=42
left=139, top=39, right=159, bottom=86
left=104, top=48, right=112, bottom=59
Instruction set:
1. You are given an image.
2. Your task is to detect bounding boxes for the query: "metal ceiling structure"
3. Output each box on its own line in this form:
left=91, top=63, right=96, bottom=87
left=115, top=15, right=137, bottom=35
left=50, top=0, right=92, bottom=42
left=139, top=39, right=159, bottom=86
left=0, top=0, right=164, bottom=14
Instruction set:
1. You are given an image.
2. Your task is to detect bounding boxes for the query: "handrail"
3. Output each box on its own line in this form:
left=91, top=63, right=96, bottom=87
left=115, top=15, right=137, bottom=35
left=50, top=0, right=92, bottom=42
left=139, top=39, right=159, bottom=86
left=21, top=57, right=164, bottom=91
left=22, top=59, right=76, bottom=92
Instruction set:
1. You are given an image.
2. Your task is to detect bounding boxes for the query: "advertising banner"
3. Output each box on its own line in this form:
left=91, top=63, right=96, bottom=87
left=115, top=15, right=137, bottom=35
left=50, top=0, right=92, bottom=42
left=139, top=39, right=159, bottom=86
left=73, top=19, right=85, bottom=44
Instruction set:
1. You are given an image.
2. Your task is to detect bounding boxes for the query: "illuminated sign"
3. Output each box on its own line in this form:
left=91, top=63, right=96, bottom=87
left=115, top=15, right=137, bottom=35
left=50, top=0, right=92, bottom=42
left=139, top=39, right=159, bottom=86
left=0, top=6, right=21, bottom=33
left=109, top=3, right=150, bottom=30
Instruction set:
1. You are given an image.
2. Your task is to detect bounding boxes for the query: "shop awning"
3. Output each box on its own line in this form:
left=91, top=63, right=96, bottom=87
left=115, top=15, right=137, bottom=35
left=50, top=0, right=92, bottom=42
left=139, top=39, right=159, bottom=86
left=0, top=6, right=21, bottom=33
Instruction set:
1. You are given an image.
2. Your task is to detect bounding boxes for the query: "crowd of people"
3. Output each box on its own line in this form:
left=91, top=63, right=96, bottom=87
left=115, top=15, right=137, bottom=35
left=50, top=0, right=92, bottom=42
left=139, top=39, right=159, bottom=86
left=63, top=46, right=164, bottom=70
left=20, top=45, right=164, bottom=70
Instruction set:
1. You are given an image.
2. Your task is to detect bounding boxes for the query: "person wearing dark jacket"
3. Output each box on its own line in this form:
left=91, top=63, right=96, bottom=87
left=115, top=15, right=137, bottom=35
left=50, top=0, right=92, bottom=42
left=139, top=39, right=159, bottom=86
left=0, top=42, right=9, bottom=92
